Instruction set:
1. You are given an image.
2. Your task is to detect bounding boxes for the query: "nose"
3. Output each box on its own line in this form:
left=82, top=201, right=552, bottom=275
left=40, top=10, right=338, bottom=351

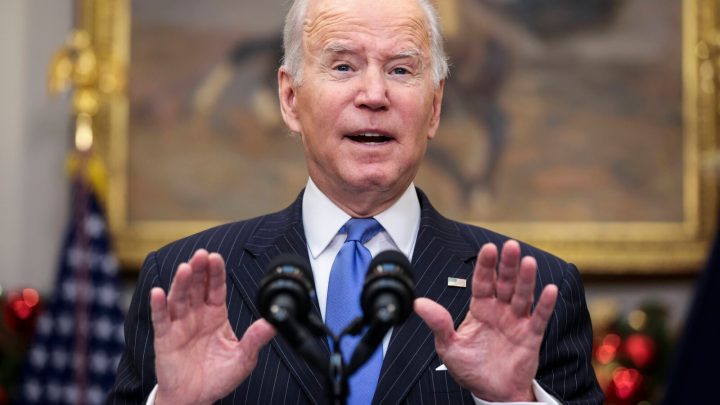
left=354, top=67, right=389, bottom=111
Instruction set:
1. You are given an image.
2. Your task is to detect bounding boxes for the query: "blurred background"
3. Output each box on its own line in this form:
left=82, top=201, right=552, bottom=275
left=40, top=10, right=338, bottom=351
left=0, top=0, right=717, bottom=404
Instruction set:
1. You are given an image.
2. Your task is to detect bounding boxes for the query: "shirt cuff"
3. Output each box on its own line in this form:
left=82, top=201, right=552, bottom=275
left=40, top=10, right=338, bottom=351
left=146, top=385, right=158, bottom=405
left=472, top=380, right=560, bottom=405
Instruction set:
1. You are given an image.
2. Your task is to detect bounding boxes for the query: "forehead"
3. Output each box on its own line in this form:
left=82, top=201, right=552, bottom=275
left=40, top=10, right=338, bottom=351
left=303, top=0, right=430, bottom=55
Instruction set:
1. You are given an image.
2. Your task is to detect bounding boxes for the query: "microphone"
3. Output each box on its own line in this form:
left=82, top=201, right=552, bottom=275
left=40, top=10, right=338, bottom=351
left=347, top=250, right=415, bottom=375
left=257, top=253, right=328, bottom=371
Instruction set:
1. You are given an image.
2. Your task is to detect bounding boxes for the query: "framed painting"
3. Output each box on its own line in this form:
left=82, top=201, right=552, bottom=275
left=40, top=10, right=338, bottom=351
left=79, top=0, right=718, bottom=273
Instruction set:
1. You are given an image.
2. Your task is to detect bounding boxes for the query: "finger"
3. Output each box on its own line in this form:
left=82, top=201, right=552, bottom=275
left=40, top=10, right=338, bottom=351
left=530, top=284, right=558, bottom=335
left=188, top=249, right=209, bottom=308
left=150, top=287, right=170, bottom=338
left=414, top=297, right=455, bottom=350
left=496, top=240, right=521, bottom=303
left=472, top=243, right=497, bottom=299
left=206, top=252, right=228, bottom=306
left=237, top=319, right=276, bottom=364
left=166, top=263, right=192, bottom=320
left=510, top=256, right=537, bottom=317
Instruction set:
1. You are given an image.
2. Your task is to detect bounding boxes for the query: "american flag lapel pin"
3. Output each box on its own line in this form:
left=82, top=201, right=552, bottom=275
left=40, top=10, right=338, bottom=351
left=447, top=277, right=467, bottom=288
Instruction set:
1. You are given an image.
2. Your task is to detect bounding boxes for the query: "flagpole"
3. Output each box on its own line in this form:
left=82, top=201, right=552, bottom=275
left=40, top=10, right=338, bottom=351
left=71, top=118, right=93, bottom=405
left=46, top=3, right=102, bottom=403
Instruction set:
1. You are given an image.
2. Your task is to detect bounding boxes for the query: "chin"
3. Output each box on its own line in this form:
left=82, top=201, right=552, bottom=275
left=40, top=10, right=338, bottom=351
left=343, top=172, right=407, bottom=195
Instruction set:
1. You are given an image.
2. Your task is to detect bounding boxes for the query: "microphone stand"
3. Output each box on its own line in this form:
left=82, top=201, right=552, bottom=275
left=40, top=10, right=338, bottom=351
left=328, top=334, right=348, bottom=405
left=327, top=294, right=403, bottom=402
left=327, top=317, right=368, bottom=405
left=270, top=309, right=382, bottom=405
left=292, top=309, right=398, bottom=404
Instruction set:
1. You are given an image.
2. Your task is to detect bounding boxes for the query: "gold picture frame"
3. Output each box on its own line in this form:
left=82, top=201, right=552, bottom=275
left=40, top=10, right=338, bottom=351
left=78, top=0, right=718, bottom=274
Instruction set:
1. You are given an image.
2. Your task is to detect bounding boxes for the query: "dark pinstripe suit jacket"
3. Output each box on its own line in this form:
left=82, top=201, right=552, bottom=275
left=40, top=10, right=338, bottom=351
left=108, top=189, right=603, bottom=404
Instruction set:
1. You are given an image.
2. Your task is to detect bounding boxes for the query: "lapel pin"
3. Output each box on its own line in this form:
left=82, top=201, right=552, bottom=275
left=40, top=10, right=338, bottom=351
left=447, top=277, right=467, bottom=288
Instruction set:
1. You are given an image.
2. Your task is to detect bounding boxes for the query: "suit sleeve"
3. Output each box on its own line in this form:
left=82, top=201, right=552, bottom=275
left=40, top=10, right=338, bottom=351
left=535, top=263, right=604, bottom=405
left=106, top=252, right=162, bottom=404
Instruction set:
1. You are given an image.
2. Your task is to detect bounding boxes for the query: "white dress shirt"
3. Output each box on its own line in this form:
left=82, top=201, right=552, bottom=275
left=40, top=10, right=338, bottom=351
left=146, top=179, right=558, bottom=405
left=301, top=179, right=558, bottom=405
left=301, top=178, right=421, bottom=323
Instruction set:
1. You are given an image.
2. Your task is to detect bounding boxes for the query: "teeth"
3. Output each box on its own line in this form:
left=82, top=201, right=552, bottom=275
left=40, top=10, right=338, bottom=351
left=347, top=132, right=390, bottom=144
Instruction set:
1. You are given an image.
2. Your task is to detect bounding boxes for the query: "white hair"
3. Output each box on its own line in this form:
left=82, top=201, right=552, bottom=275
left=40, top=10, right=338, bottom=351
left=281, top=0, right=449, bottom=86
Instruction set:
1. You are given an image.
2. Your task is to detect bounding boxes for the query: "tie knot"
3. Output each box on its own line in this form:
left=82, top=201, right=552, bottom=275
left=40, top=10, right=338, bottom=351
left=343, top=218, right=382, bottom=244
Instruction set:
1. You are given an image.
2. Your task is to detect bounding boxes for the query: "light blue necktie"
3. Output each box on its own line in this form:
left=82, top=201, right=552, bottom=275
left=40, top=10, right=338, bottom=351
left=325, top=218, right=384, bottom=405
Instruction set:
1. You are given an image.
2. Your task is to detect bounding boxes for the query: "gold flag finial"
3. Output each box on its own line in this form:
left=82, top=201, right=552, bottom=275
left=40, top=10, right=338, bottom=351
left=49, top=28, right=110, bottom=202
left=48, top=29, right=101, bottom=153
left=48, top=30, right=99, bottom=113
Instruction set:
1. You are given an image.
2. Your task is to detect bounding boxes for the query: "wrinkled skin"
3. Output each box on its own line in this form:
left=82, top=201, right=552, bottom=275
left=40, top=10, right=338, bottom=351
left=278, top=0, right=444, bottom=217
left=151, top=0, right=558, bottom=403
left=415, top=240, right=558, bottom=401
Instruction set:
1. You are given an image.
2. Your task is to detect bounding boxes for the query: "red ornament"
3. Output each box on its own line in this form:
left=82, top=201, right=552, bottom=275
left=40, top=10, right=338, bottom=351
left=624, top=333, right=656, bottom=369
left=610, top=367, right=643, bottom=401
left=595, top=333, right=622, bottom=365
left=3, top=288, right=41, bottom=337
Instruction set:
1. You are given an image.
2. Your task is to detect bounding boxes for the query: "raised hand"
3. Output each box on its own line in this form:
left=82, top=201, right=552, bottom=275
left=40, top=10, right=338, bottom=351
left=150, top=249, right=276, bottom=405
left=414, top=240, right=558, bottom=402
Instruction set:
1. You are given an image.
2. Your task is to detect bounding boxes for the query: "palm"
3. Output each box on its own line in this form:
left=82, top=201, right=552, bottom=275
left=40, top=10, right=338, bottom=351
left=415, top=240, right=558, bottom=402
left=150, top=250, right=275, bottom=405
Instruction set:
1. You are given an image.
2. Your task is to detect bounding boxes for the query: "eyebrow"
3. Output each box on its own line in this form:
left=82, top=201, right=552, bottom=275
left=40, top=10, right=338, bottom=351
left=322, top=43, right=358, bottom=55
left=389, top=49, right=421, bottom=61
left=321, top=43, right=422, bottom=61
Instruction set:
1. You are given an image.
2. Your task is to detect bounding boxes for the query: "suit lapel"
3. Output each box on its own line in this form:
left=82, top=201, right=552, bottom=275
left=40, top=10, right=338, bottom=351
left=227, top=193, right=330, bottom=405
left=225, top=189, right=488, bottom=404
left=373, top=190, right=480, bottom=405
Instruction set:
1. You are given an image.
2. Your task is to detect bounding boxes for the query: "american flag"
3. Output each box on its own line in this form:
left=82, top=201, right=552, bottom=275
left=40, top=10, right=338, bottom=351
left=17, top=176, right=125, bottom=405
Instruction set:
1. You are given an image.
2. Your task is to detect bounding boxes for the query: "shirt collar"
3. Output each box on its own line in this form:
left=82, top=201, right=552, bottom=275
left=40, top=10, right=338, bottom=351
left=302, top=178, right=421, bottom=259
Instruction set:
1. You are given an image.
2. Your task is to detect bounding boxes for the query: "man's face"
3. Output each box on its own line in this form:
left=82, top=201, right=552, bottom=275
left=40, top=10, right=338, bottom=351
left=279, top=0, right=444, bottom=214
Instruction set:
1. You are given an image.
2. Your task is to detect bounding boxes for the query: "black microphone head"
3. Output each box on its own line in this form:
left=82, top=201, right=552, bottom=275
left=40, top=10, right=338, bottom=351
left=264, top=253, right=315, bottom=286
left=361, top=250, right=415, bottom=324
left=257, top=253, right=315, bottom=324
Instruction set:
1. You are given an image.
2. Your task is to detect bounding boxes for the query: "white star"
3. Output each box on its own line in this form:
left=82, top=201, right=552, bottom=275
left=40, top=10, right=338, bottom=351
left=64, top=385, right=78, bottom=404
left=51, top=348, right=69, bottom=369
left=85, top=214, right=105, bottom=238
left=101, top=255, right=119, bottom=276
left=96, top=283, right=119, bottom=308
left=87, top=385, right=105, bottom=405
left=23, top=379, right=42, bottom=401
left=36, top=314, right=53, bottom=335
left=94, top=317, right=114, bottom=341
left=47, top=380, right=62, bottom=401
left=91, top=351, right=110, bottom=374
left=62, top=280, right=77, bottom=302
left=30, top=346, right=48, bottom=368
left=57, top=313, right=74, bottom=337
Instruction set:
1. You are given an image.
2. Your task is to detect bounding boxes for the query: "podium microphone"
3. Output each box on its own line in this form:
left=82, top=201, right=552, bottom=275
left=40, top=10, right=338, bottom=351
left=347, top=250, right=415, bottom=375
left=257, top=254, right=328, bottom=371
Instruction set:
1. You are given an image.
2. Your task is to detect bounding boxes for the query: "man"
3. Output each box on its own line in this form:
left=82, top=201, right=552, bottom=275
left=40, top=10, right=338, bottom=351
left=109, top=0, right=603, bottom=403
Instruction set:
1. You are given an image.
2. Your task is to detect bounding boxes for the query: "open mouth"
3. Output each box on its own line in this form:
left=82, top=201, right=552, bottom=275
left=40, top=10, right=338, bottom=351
left=345, top=132, right=393, bottom=144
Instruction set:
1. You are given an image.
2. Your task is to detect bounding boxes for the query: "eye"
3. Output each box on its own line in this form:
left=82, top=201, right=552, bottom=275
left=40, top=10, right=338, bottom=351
left=392, top=67, right=409, bottom=75
left=334, top=64, right=352, bottom=72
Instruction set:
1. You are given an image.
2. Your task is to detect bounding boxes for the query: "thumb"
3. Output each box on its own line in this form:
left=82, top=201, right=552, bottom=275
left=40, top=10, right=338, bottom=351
left=238, top=318, right=277, bottom=364
left=414, top=297, right=455, bottom=350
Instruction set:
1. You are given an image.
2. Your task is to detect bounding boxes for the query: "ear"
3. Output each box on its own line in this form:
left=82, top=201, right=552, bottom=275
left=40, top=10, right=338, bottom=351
left=427, top=79, right=445, bottom=140
left=278, top=66, right=302, bottom=133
